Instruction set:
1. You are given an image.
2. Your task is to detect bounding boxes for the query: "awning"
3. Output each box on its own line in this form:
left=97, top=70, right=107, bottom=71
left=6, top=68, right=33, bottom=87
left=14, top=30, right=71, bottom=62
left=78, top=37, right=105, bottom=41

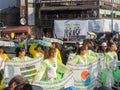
left=2, top=26, right=31, bottom=34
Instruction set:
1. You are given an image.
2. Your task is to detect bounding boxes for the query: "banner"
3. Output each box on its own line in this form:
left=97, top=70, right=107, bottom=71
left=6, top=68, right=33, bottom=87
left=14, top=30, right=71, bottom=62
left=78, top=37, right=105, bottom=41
left=88, top=19, right=104, bottom=33
left=67, top=57, right=105, bottom=89
left=4, top=57, right=42, bottom=85
left=32, top=72, right=74, bottom=90
left=54, top=20, right=88, bottom=39
left=113, top=20, right=120, bottom=32
left=54, top=19, right=120, bottom=39
left=0, top=41, right=17, bottom=47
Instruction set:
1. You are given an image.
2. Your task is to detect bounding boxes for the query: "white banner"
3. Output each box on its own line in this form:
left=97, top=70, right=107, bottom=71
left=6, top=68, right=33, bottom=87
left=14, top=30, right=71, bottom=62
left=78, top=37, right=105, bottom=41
left=113, top=20, right=120, bottom=32
left=54, top=20, right=88, bottom=39
left=4, top=57, right=42, bottom=85
left=4, top=57, right=74, bottom=90
left=88, top=19, right=104, bottom=33
left=103, top=19, right=112, bottom=32
left=32, top=72, right=73, bottom=90
left=67, top=57, right=105, bottom=89
left=54, top=19, right=120, bottom=38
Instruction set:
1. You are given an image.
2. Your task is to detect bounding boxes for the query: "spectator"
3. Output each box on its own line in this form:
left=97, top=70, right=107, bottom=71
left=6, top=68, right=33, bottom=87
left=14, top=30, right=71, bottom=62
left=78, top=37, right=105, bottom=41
left=99, top=33, right=106, bottom=41
left=73, top=42, right=80, bottom=53
left=18, top=38, right=25, bottom=48
left=97, top=42, right=108, bottom=56
left=61, top=44, right=70, bottom=65
left=8, top=75, right=29, bottom=90
left=14, top=84, right=33, bottom=90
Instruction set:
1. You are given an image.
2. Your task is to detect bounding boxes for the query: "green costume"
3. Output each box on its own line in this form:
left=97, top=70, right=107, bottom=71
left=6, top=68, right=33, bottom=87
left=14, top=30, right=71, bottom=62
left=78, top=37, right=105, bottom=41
left=69, top=54, right=96, bottom=65
left=101, top=52, right=120, bottom=87
left=34, top=57, right=70, bottom=82
left=87, top=50, right=102, bottom=59
left=12, top=56, right=31, bottom=61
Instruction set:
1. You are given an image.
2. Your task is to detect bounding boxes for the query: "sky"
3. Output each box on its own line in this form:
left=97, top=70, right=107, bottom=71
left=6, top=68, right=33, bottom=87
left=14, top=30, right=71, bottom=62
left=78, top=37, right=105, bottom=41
left=0, top=0, right=17, bottom=10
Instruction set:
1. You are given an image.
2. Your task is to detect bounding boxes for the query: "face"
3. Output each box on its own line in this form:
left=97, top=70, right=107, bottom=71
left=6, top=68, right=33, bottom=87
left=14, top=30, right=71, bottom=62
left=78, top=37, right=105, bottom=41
left=0, top=48, right=3, bottom=53
left=36, top=47, right=41, bottom=52
left=53, top=51, right=57, bottom=58
left=52, top=43, right=55, bottom=48
left=102, top=46, right=107, bottom=50
left=80, top=50, right=86, bottom=55
left=83, top=46, right=88, bottom=50
left=10, top=82, right=17, bottom=90
left=63, top=45, right=67, bottom=48
left=19, top=50, right=26, bottom=57
left=109, top=44, right=115, bottom=51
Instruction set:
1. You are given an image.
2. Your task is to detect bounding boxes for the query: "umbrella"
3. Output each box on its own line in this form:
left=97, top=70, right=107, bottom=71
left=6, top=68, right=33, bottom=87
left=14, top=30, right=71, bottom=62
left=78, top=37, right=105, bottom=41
left=43, top=37, right=63, bottom=44
left=28, top=39, right=51, bottom=47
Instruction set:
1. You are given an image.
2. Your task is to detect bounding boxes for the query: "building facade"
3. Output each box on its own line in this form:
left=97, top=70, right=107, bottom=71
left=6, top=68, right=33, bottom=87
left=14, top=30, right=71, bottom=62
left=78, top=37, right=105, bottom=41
left=25, top=0, right=120, bottom=38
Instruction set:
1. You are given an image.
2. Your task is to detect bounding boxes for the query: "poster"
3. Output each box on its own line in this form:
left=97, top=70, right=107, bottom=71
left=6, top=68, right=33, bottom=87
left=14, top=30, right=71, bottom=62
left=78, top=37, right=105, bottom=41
left=54, top=20, right=88, bottom=39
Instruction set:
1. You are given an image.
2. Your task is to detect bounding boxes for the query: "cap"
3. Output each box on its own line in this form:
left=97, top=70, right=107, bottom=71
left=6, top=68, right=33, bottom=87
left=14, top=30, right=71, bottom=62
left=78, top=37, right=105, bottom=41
left=101, top=42, right=107, bottom=47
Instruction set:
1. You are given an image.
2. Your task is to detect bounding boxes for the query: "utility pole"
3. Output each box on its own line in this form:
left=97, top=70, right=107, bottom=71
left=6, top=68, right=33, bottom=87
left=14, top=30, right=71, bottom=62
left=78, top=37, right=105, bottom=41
left=111, top=0, right=113, bottom=33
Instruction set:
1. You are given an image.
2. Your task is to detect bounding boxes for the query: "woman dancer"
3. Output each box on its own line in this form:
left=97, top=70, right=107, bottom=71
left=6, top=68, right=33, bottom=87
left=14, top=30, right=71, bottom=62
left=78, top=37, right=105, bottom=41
left=33, top=48, right=71, bottom=82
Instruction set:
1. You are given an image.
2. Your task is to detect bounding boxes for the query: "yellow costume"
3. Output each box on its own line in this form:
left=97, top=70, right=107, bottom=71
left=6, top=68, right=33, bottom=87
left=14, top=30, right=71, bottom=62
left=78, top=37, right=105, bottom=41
left=29, top=43, right=44, bottom=58
left=56, top=48, right=62, bottom=63
left=0, top=53, right=9, bottom=90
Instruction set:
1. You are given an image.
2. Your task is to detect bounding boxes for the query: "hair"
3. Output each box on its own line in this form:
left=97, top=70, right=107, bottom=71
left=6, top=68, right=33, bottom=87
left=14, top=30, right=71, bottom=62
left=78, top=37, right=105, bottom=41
left=107, top=42, right=114, bottom=48
left=107, top=42, right=114, bottom=51
left=55, top=43, right=61, bottom=51
left=51, top=42, right=56, bottom=48
left=3, top=87, right=11, bottom=90
left=76, top=47, right=85, bottom=55
left=0, top=70, right=3, bottom=84
left=8, top=75, right=29, bottom=88
left=14, top=84, right=33, bottom=90
left=34, top=44, right=42, bottom=50
left=52, top=42, right=56, bottom=45
left=15, top=47, right=26, bottom=57
left=44, top=47, right=56, bottom=59
left=0, top=46, right=4, bottom=49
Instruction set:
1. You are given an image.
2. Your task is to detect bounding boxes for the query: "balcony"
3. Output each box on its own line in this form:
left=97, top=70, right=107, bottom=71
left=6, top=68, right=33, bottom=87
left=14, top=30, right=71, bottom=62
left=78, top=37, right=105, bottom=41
left=40, top=0, right=99, bottom=11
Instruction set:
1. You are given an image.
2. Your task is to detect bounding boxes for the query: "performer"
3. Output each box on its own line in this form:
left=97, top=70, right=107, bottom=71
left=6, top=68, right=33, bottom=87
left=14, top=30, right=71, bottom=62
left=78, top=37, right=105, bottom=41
left=68, top=46, right=97, bottom=65
left=12, top=47, right=31, bottom=61
left=29, top=44, right=44, bottom=58
left=0, top=46, right=10, bottom=90
left=33, top=48, right=71, bottom=82
left=52, top=42, right=62, bottom=63
left=102, top=42, right=120, bottom=87
left=83, top=42, right=102, bottom=59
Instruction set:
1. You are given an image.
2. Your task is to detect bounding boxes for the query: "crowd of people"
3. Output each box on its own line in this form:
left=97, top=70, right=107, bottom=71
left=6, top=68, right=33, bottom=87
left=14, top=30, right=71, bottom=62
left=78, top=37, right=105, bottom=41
left=0, top=34, right=120, bottom=90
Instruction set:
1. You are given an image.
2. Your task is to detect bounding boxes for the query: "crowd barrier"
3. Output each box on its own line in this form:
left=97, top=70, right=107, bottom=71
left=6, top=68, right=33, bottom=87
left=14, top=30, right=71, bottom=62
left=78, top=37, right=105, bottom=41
left=4, top=57, right=42, bottom=86
left=67, top=56, right=105, bottom=90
